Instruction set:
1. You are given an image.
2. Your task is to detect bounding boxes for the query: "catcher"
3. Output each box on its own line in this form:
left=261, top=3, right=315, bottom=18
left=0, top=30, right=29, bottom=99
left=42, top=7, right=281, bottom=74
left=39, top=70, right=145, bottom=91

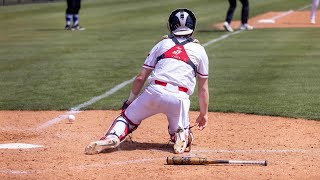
left=85, top=8, right=209, bottom=154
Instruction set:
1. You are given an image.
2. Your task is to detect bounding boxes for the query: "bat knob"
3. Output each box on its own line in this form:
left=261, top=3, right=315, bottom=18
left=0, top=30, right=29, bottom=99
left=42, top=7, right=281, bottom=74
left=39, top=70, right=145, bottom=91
left=264, top=160, right=268, bottom=166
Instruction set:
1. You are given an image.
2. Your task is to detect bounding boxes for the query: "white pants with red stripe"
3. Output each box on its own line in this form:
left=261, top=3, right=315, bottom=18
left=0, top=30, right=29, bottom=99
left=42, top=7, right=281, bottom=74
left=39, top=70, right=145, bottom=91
left=123, top=84, right=190, bottom=135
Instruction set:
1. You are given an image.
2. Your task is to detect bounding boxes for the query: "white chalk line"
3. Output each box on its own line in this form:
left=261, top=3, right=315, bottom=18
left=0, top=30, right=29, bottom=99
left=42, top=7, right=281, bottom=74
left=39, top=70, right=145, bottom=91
left=298, top=4, right=312, bottom=11
left=258, top=4, right=312, bottom=24
left=270, top=10, right=294, bottom=21
left=258, top=10, right=293, bottom=23
left=1, top=148, right=319, bottom=174
left=0, top=143, right=43, bottom=149
left=36, top=77, right=136, bottom=130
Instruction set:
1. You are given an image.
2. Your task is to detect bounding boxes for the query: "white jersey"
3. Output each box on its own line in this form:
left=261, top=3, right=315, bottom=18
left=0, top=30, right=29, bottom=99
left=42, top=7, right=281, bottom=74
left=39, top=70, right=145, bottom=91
left=143, top=36, right=209, bottom=95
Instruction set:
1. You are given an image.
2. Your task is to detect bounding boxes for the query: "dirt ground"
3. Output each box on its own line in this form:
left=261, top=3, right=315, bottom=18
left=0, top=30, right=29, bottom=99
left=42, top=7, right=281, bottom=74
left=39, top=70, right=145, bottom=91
left=1, top=110, right=320, bottom=180
left=1, top=11, right=320, bottom=180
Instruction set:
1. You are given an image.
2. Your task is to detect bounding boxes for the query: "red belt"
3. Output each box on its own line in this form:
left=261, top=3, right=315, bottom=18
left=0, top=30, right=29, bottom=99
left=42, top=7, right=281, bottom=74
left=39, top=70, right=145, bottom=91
left=154, top=80, right=188, bottom=92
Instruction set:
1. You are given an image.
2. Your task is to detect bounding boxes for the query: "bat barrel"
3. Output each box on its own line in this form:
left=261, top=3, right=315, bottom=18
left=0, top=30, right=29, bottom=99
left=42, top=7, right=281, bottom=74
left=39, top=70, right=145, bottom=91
left=227, top=160, right=267, bottom=166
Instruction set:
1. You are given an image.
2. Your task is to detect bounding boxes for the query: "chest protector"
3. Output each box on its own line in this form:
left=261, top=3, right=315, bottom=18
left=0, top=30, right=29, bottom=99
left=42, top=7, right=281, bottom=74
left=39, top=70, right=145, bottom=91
left=156, top=34, right=197, bottom=75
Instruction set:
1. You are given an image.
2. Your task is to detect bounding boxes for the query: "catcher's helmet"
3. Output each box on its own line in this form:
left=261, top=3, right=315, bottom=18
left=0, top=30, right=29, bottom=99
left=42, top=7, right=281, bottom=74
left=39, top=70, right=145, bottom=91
left=168, top=8, right=196, bottom=36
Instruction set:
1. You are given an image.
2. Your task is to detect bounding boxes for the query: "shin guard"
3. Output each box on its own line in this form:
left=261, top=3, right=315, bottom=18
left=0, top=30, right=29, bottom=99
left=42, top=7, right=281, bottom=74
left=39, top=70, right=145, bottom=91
left=102, top=115, right=137, bottom=142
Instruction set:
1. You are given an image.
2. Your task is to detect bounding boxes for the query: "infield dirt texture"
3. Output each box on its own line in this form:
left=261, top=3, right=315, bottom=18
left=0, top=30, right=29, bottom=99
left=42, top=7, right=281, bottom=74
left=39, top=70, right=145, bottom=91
left=1, top=1, right=320, bottom=180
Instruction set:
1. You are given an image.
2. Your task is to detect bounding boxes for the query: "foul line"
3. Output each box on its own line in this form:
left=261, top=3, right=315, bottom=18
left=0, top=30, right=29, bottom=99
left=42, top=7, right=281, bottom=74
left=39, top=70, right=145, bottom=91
left=270, top=10, right=294, bottom=21
left=258, top=4, right=312, bottom=24
left=36, top=77, right=136, bottom=130
left=36, top=31, right=242, bottom=130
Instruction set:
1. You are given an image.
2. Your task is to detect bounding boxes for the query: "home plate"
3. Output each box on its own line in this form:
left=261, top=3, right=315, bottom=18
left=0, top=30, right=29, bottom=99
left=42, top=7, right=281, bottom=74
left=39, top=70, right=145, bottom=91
left=258, top=19, right=275, bottom=23
left=0, top=143, right=43, bottom=149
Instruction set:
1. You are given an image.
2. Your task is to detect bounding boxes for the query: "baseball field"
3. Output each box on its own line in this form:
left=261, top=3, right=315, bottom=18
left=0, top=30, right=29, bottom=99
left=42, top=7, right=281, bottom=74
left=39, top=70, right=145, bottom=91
left=1, top=0, right=320, bottom=179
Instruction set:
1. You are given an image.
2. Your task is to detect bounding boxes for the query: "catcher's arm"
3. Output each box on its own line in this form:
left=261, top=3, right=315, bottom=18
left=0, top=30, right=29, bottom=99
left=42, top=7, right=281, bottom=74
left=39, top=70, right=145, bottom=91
left=195, top=77, right=209, bottom=130
left=122, top=68, right=152, bottom=110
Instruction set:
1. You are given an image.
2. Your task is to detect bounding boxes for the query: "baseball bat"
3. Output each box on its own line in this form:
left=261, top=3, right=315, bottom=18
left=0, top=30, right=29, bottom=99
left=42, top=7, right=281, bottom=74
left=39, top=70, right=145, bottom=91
left=167, top=157, right=267, bottom=166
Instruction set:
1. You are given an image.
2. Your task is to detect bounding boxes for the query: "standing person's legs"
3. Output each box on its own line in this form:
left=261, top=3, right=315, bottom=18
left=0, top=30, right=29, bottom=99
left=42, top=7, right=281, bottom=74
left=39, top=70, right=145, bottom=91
left=239, top=0, right=253, bottom=30
left=65, top=0, right=73, bottom=29
left=239, top=0, right=249, bottom=24
left=225, top=0, right=237, bottom=24
left=71, top=0, right=85, bottom=30
left=72, top=0, right=81, bottom=26
left=311, top=0, right=320, bottom=24
left=224, top=0, right=236, bottom=32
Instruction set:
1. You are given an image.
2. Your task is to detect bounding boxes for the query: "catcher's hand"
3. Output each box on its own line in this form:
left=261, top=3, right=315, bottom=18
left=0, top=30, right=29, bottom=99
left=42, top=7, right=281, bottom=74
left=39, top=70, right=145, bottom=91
left=121, top=100, right=130, bottom=111
left=195, top=114, right=208, bottom=130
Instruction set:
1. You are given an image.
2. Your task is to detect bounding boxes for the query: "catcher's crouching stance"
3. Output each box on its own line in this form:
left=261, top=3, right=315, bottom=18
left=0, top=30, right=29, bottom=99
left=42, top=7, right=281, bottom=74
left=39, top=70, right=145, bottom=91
left=85, top=8, right=209, bottom=155
left=85, top=114, right=194, bottom=154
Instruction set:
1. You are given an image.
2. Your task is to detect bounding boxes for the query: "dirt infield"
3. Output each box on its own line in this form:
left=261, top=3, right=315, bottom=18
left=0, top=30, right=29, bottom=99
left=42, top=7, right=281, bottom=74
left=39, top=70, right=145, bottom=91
left=214, top=10, right=320, bottom=30
left=1, top=110, right=320, bottom=179
left=1, top=10, right=320, bottom=179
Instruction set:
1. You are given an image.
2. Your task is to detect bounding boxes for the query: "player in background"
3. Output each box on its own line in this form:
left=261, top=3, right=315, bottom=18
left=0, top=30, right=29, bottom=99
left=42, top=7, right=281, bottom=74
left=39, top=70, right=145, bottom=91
left=65, top=0, right=85, bottom=30
left=311, top=0, right=319, bottom=24
left=85, top=8, right=209, bottom=155
left=223, top=0, right=253, bottom=32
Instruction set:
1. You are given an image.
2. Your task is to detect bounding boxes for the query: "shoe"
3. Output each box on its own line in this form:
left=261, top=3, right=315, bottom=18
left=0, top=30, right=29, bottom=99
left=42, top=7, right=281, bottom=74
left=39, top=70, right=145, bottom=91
left=184, top=129, right=193, bottom=152
left=173, top=126, right=188, bottom=154
left=85, top=135, right=120, bottom=155
left=240, top=24, right=254, bottom=30
left=311, top=18, right=316, bottom=24
left=65, top=25, right=71, bottom=30
left=72, top=24, right=85, bottom=31
left=223, top=21, right=234, bottom=32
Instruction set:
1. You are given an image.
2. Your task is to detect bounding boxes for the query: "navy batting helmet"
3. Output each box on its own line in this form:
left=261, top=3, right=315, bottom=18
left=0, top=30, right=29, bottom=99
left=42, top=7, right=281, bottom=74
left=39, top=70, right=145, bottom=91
left=168, top=8, right=196, bottom=35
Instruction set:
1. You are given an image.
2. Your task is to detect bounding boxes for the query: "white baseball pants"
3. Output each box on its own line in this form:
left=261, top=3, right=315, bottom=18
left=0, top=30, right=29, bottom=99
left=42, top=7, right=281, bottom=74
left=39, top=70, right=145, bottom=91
left=124, top=83, right=190, bottom=135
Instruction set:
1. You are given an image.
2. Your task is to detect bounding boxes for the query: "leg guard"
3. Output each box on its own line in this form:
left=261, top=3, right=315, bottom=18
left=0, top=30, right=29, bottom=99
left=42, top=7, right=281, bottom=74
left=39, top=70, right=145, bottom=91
left=102, top=115, right=137, bottom=142
left=85, top=115, right=137, bottom=155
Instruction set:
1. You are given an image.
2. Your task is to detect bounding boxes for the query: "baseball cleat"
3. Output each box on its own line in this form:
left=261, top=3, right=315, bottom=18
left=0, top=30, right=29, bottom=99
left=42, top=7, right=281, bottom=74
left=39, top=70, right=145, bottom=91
left=311, top=18, right=316, bottom=24
left=65, top=25, right=71, bottom=30
left=223, top=21, right=234, bottom=32
left=184, top=129, right=193, bottom=152
left=85, top=135, right=120, bottom=155
left=72, top=24, right=85, bottom=31
left=240, top=24, right=253, bottom=31
left=173, top=127, right=187, bottom=154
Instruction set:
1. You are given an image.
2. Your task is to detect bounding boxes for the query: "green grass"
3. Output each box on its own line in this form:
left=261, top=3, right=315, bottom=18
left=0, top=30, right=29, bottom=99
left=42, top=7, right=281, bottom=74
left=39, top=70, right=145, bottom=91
left=1, top=0, right=319, bottom=120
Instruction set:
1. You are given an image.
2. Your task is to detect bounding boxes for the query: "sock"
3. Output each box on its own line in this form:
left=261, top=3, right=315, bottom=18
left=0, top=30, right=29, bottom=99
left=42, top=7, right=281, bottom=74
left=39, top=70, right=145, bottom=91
left=73, top=14, right=79, bottom=26
left=66, top=14, right=72, bottom=26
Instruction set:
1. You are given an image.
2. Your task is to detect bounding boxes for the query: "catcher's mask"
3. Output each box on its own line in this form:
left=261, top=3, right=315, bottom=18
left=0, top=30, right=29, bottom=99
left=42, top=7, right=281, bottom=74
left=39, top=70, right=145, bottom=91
left=168, top=8, right=196, bottom=36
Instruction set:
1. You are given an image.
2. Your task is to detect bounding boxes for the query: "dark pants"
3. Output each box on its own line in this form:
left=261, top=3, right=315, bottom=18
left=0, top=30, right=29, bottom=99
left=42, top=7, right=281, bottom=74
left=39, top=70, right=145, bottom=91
left=225, top=0, right=249, bottom=24
left=66, top=0, right=81, bottom=14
